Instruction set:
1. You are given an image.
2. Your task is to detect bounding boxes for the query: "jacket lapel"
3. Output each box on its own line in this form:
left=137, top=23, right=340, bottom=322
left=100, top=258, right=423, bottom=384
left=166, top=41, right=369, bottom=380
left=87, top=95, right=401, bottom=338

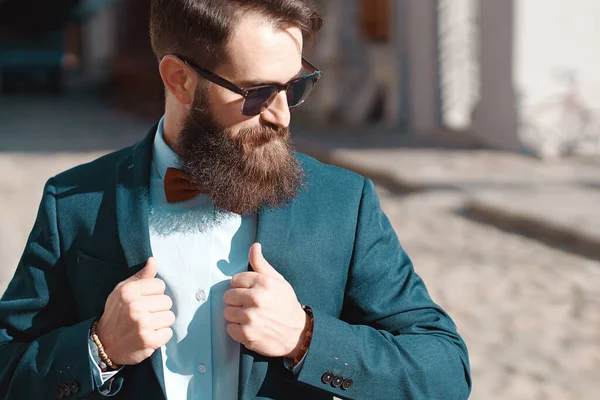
left=115, top=126, right=155, bottom=269
left=115, top=124, right=167, bottom=397
left=238, top=203, right=293, bottom=399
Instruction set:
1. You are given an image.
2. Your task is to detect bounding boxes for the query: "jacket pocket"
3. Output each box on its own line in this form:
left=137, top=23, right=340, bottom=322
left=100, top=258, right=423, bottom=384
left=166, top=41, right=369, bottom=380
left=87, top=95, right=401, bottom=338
left=73, top=250, right=130, bottom=320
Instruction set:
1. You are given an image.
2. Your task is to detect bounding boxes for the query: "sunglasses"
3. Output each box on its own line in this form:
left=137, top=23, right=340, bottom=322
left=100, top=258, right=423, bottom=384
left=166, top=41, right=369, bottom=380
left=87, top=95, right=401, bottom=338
left=173, top=54, right=322, bottom=117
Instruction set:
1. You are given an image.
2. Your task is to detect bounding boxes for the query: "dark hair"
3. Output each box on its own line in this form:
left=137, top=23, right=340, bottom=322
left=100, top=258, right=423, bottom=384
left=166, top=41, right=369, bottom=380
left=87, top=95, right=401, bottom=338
left=150, top=0, right=323, bottom=69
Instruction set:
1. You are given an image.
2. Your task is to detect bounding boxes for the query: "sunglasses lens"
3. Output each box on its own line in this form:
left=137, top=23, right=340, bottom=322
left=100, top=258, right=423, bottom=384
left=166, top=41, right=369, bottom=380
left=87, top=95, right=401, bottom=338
left=242, top=87, right=277, bottom=116
left=241, top=75, right=319, bottom=116
left=287, top=77, right=315, bottom=108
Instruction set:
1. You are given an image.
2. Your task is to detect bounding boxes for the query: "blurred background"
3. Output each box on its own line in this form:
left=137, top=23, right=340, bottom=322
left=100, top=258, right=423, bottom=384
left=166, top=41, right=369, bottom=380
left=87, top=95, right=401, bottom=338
left=1, top=0, right=599, bottom=398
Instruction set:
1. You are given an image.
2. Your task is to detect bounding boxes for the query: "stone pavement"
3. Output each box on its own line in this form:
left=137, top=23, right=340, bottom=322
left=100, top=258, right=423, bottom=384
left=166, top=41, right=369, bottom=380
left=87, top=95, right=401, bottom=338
left=293, top=128, right=600, bottom=261
left=1, top=94, right=600, bottom=399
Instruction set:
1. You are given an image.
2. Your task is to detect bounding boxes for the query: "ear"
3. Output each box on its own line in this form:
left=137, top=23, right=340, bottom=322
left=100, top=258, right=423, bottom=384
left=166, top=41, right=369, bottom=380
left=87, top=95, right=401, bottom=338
left=159, top=55, right=196, bottom=105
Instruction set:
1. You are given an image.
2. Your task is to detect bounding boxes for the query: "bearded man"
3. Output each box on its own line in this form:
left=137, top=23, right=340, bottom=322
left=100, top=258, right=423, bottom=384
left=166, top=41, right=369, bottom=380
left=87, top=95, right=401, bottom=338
left=0, top=1, right=471, bottom=399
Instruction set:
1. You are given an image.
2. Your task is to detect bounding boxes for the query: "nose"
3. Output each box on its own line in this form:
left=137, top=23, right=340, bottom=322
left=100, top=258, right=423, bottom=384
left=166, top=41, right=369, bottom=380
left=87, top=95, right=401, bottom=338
left=259, top=90, right=291, bottom=129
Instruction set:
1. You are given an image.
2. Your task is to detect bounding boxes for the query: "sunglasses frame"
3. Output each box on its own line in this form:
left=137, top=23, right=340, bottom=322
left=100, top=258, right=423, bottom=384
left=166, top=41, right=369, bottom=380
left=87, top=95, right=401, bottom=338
left=172, top=54, right=322, bottom=116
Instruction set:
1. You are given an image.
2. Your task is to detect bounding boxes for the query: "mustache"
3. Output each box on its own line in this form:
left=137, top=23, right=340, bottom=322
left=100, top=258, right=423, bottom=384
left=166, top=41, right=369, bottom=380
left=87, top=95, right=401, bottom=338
left=231, top=123, right=289, bottom=152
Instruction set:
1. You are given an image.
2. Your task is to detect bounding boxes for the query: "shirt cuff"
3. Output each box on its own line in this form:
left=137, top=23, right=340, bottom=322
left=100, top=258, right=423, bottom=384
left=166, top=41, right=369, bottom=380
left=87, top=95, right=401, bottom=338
left=88, top=335, right=123, bottom=393
left=284, top=351, right=309, bottom=376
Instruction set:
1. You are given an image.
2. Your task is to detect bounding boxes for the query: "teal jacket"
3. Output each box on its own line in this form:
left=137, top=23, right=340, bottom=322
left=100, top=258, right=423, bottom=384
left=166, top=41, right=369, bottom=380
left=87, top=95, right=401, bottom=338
left=0, top=125, right=471, bottom=399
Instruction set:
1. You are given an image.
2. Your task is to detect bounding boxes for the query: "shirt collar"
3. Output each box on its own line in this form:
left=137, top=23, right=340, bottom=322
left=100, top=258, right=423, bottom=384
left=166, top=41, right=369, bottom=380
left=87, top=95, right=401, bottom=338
left=153, top=116, right=182, bottom=181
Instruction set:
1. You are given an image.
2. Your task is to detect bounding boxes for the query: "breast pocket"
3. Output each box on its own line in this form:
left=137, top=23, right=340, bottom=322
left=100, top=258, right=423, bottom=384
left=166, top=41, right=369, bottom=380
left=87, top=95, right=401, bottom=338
left=73, top=250, right=130, bottom=320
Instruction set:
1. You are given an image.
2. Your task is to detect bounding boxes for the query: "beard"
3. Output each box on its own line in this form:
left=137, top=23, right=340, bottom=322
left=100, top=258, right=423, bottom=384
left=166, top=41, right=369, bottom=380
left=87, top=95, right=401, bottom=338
left=176, top=88, right=304, bottom=215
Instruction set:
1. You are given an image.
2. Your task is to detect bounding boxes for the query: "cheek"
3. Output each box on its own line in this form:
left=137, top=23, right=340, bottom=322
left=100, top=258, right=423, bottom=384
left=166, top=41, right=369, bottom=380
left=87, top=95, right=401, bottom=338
left=208, top=84, right=255, bottom=128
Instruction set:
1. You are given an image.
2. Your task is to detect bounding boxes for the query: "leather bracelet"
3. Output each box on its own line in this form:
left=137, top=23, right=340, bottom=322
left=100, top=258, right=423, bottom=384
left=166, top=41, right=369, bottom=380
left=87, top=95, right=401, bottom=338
left=291, top=306, right=314, bottom=367
left=91, top=320, right=120, bottom=371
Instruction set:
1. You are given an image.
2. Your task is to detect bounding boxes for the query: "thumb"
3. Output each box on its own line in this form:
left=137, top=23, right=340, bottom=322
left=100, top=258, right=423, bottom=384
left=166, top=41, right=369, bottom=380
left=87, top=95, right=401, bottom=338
left=248, top=243, right=283, bottom=279
left=130, top=257, right=158, bottom=281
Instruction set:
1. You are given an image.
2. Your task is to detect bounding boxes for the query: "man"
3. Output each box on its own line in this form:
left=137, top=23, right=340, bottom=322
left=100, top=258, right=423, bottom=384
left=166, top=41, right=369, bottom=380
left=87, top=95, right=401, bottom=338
left=0, top=1, right=471, bottom=399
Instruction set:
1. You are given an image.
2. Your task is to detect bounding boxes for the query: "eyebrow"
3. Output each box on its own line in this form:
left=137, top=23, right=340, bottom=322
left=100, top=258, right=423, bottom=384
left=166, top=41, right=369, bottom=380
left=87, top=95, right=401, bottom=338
left=237, top=67, right=304, bottom=88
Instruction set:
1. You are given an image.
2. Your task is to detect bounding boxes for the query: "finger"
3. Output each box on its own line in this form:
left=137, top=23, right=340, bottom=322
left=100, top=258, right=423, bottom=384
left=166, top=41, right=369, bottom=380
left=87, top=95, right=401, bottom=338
left=223, top=305, right=254, bottom=324
left=121, top=278, right=166, bottom=298
left=226, top=323, right=246, bottom=346
left=136, top=257, right=159, bottom=279
left=147, top=310, right=176, bottom=330
left=118, top=258, right=158, bottom=288
left=140, top=294, right=173, bottom=313
left=230, top=272, right=262, bottom=289
left=223, top=288, right=253, bottom=307
left=149, top=327, right=174, bottom=348
left=248, top=243, right=283, bottom=279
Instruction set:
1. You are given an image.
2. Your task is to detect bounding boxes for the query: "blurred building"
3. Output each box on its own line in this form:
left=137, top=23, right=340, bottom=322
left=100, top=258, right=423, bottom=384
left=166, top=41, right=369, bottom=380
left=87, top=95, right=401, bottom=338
left=2, top=0, right=600, bottom=157
left=309, top=0, right=600, bottom=158
left=0, top=0, right=162, bottom=116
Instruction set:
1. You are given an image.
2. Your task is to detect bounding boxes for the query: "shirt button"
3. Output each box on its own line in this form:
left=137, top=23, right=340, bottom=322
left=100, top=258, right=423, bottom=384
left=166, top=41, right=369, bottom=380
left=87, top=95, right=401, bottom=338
left=200, top=223, right=208, bottom=232
left=196, top=289, right=206, bottom=302
left=198, top=364, right=207, bottom=374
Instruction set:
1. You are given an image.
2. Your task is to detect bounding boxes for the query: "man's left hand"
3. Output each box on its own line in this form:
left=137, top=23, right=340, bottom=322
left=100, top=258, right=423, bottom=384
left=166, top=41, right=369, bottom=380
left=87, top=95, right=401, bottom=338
left=224, top=243, right=309, bottom=359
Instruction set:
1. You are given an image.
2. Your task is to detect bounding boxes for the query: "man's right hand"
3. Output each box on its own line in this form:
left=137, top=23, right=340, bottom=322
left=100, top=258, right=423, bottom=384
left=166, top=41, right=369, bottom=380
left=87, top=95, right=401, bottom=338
left=96, top=257, right=175, bottom=366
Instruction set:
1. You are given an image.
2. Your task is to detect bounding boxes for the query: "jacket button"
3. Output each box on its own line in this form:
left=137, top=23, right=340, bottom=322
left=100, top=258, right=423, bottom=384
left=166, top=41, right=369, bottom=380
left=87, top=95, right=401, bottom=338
left=68, top=381, right=79, bottom=394
left=342, top=378, right=354, bottom=390
left=331, top=375, right=344, bottom=388
left=60, top=384, right=71, bottom=396
left=54, top=386, right=64, bottom=399
left=321, top=371, right=334, bottom=384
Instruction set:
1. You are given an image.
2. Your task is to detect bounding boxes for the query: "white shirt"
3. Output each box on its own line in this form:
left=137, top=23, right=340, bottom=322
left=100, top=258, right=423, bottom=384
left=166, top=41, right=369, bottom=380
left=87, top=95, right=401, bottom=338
left=149, top=117, right=256, bottom=399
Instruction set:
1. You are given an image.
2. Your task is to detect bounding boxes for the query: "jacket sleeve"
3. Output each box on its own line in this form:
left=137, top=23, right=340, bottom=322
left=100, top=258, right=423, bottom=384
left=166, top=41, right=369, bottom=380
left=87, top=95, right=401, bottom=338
left=0, top=178, right=120, bottom=399
left=295, top=179, right=471, bottom=399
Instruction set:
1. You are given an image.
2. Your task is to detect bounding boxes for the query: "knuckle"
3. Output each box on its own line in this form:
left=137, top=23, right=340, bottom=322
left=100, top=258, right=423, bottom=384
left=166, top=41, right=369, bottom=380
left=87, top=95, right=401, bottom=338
left=132, top=315, right=146, bottom=330
left=244, top=310, right=257, bottom=324
left=230, top=275, right=241, bottom=288
left=240, top=325, right=253, bottom=340
left=259, top=276, right=273, bottom=290
left=250, top=292, right=263, bottom=308
left=256, top=274, right=267, bottom=286
left=119, top=286, right=136, bottom=303
left=128, top=305, right=143, bottom=321
left=139, top=332, right=154, bottom=349
left=128, top=300, right=143, bottom=315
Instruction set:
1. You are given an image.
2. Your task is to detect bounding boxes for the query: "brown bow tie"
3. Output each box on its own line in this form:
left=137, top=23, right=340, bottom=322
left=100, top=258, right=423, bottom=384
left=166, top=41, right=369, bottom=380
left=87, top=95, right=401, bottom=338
left=164, top=167, right=209, bottom=203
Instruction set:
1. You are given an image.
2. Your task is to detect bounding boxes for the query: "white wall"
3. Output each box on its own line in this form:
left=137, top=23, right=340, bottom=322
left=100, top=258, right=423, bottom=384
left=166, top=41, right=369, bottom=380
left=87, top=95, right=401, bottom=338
left=473, top=0, right=600, bottom=156
left=515, top=0, right=600, bottom=156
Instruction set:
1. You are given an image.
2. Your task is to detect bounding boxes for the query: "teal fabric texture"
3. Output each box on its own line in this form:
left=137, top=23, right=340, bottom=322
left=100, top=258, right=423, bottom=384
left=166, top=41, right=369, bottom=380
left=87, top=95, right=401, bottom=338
left=0, top=125, right=471, bottom=399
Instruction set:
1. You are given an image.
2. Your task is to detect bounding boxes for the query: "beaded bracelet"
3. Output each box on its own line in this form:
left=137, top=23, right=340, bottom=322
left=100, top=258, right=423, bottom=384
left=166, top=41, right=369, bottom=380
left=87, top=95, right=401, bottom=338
left=91, top=320, right=120, bottom=371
